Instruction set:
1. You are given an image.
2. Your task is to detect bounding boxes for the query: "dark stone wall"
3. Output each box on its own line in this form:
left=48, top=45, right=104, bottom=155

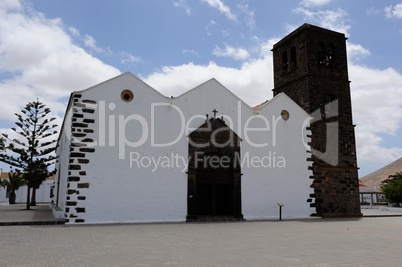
left=272, top=24, right=361, bottom=217
left=64, top=94, right=97, bottom=223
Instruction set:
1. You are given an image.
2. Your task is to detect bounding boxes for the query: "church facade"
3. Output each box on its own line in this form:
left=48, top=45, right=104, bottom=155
left=52, top=24, right=361, bottom=224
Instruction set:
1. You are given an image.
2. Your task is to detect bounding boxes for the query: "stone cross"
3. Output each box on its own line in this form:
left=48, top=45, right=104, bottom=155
left=212, top=109, right=218, bottom=118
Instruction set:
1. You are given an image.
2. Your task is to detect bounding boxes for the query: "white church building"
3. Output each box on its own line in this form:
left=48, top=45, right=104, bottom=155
left=52, top=24, right=362, bottom=223
left=52, top=72, right=314, bottom=224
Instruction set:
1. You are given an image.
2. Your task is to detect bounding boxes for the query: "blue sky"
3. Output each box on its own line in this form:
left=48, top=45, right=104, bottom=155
left=1, top=0, right=402, bottom=177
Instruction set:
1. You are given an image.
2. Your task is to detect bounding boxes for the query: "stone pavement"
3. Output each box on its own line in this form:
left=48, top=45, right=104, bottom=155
left=1, top=202, right=402, bottom=226
left=0, top=203, right=64, bottom=226
left=1, top=204, right=402, bottom=266
left=361, top=205, right=402, bottom=217
left=1, top=217, right=402, bottom=266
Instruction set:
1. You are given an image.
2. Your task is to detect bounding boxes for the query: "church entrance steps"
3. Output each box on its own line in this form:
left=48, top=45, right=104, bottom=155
left=186, top=215, right=245, bottom=222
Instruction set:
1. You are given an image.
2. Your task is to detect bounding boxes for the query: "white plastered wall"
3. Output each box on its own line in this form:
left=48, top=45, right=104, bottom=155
left=56, top=72, right=314, bottom=224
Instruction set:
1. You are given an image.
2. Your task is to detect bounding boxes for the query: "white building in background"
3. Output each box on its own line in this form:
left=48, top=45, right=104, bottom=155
left=0, top=168, right=53, bottom=204
left=52, top=72, right=314, bottom=224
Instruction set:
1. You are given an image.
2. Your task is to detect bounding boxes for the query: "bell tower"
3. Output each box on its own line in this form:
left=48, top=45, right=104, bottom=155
left=272, top=24, right=361, bottom=217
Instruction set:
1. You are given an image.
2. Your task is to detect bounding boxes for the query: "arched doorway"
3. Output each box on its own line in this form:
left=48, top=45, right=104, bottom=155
left=187, top=118, right=242, bottom=221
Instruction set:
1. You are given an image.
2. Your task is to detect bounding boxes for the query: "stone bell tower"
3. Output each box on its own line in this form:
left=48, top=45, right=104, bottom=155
left=272, top=24, right=361, bottom=217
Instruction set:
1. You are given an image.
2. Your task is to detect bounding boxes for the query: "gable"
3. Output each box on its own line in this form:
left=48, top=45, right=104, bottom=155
left=57, top=72, right=310, bottom=151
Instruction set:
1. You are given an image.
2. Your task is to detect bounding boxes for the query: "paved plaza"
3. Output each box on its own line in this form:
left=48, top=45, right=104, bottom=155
left=1, top=204, right=402, bottom=266
left=0, top=203, right=64, bottom=226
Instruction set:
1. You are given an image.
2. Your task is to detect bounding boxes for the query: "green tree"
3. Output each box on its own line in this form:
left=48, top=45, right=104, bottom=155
left=1, top=172, right=26, bottom=204
left=27, top=160, right=50, bottom=206
left=380, top=172, right=402, bottom=207
left=0, top=100, right=58, bottom=209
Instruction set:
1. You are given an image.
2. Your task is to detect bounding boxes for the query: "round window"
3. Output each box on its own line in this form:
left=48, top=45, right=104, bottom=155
left=281, top=110, right=290, bottom=120
left=121, top=90, right=134, bottom=102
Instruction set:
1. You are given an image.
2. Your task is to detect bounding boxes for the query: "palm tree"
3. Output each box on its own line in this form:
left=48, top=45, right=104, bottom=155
left=1, top=172, right=26, bottom=204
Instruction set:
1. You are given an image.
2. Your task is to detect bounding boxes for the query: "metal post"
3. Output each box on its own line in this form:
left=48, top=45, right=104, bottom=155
left=277, top=203, right=284, bottom=221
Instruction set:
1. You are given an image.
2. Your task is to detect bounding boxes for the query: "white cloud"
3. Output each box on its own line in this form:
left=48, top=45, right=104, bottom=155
left=120, top=52, right=142, bottom=64
left=201, top=0, right=237, bottom=21
left=69, top=30, right=111, bottom=55
left=0, top=0, right=120, bottom=122
left=182, top=49, right=200, bottom=57
left=347, top=43, right=371, bottom=62
left=355, top=131, right=402, bottom=164
left=213, top=44, right=250, bottom=61
left=69, top=27, right=140, bottom=64
left=350, top=65, right=402, bottom=163
left=300, top=0, right=331, bottom=8
left=293, top=7, right=350, bottom=36
left=84, top=34, right=105, bottom=53
left=251, top=37, right=280, bottom=58
left=68, top=26, right=80, bottom=37
left=0, top=0, right=21, bottom=11
left=205, top=20, right=217, bottom=36
left=237, top=4, right=255, bottom=30
left=205, top=20, right=229, bottom=37
left=173, top=0, right=191, bottom=15
left=142, top=56, right=273, bottom=107
left=385, top=3, right=402, bottom=19
left=366, top=7, right=381, bottom=16
left=284, top=23, right=299, bottom=34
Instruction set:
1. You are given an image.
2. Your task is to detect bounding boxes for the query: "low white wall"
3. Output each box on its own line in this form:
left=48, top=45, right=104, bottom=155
left=0, top=180, right=54, bottom=204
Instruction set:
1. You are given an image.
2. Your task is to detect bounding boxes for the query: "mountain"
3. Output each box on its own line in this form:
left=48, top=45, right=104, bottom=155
left=360, top=157, right=402, bottom=191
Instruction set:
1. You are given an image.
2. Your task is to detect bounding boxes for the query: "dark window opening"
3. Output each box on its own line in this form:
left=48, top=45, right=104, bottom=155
left=325, top=93, right=337, bottom=104
left=290, top=46, right=297, bottom=69
left=318, top=43, right=335, bottom=67
left=318, top=43, right=325, bottom=65
left=282, top=51, right=288, bottom=73
left=327, top=45, right=334, bottom=66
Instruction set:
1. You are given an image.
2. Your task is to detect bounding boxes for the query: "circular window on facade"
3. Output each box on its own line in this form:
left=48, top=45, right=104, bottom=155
left=121, top=90, right=134, bottom=102
left=281, top=110, right=290, bottom=120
